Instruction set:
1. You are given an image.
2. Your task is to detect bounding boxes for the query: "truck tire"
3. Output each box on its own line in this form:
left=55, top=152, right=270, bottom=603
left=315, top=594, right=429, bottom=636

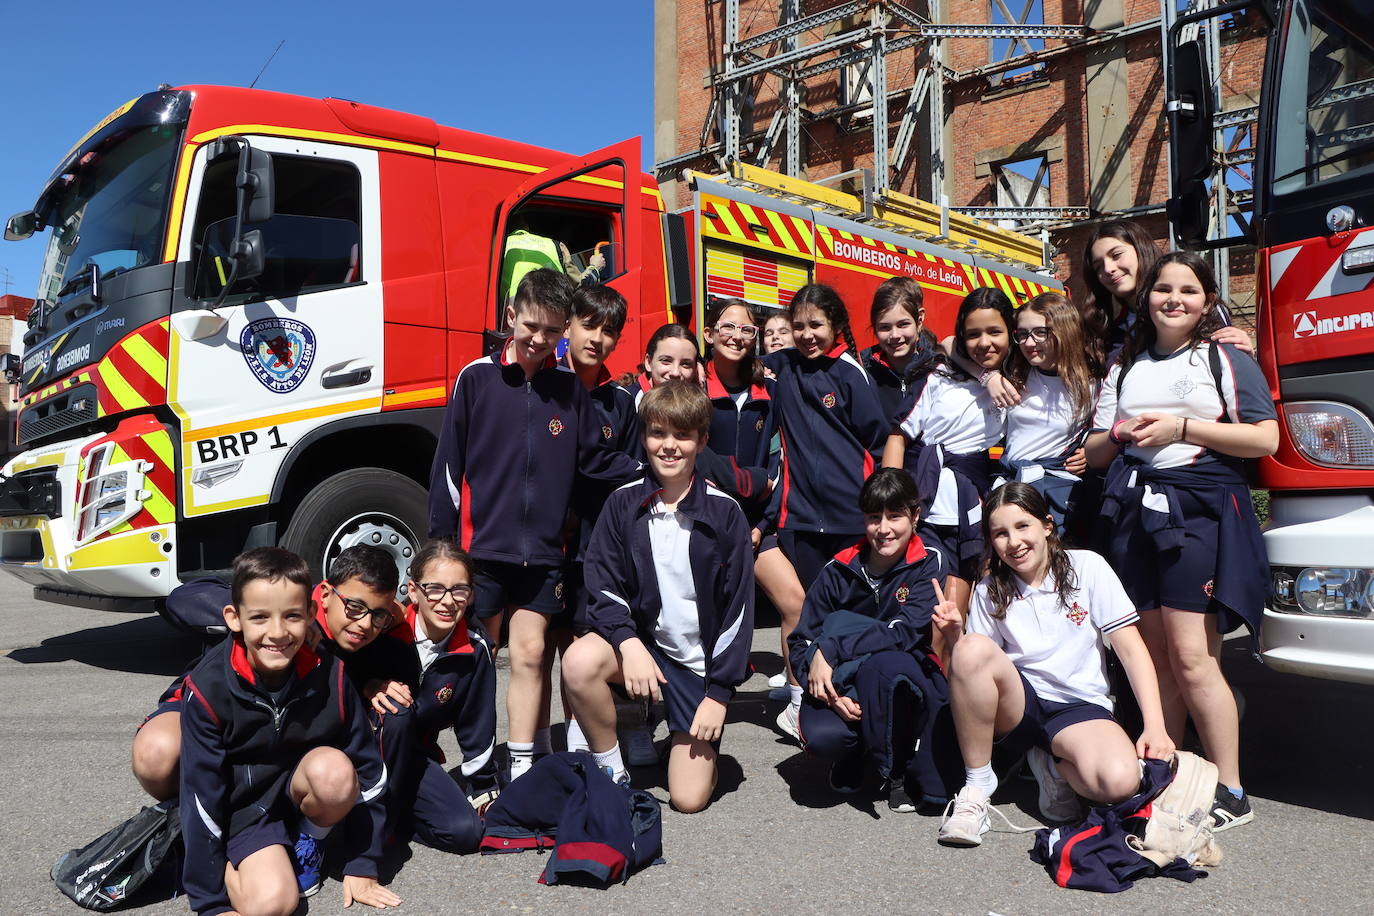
left=280, top=468, right=428, bottom=596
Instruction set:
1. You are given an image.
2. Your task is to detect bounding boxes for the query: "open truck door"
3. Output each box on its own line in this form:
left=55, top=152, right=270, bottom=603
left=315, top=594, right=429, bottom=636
left=484, top=138, right=644, bottom=355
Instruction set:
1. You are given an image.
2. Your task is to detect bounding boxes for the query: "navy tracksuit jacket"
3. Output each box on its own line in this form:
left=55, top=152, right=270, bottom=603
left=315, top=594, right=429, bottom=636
left=787, top=537, right=961, bottom=802
left=860, top=340, right=940, bottom=423
left=179, top=638, right=387, bottom=916
left=764, top=343, right=889, bottom=536
left=428, top=348, right=640, bottom=564
left=583, top=473, right=755, bottom=705
left=704, top=361, right=777, bottom=525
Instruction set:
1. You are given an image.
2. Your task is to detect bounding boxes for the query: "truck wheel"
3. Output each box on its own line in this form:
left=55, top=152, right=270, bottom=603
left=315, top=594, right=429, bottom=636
left=280, top=468, right=428, bottom=597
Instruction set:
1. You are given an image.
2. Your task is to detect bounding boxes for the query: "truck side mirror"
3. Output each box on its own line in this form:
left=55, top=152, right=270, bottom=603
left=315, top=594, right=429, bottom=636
left=234, top=229, right=266, bottom=281
left=1167, top=40, right=1215, bottom=185
left=240, top=147, right=275, bottom=225
left=4, top=210, right=38, bottom=241
left=1167, top=180, right=1211, bottom=248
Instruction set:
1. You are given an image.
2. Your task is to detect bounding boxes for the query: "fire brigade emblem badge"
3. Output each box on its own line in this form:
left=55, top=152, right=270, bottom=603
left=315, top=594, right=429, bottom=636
left=1067, top=602, right=1088, bottom=626
left=240, top=317, right=317, bottom=394
left=549, top=418, right=565, bottom=437
left=822, top=392, right=837, bottom=408
left=1203, top=579, right=1215, bottom=598
left=554, top=581, right=564, bottom=600
left=895, top=585, right=910, bottom=604
left=435, top=685, right=454, bottom=705
left=756, top=417, right=765, bottom=432
left=1168, top=377, right=1197, bottom=399
left=602, top=424, right=613, bottom=440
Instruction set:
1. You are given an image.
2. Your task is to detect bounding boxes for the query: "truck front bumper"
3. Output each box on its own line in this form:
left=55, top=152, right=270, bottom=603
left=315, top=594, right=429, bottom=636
left=0, top=428, right=178, bottom=600
left=1261, top=493, right=1374, bottom=684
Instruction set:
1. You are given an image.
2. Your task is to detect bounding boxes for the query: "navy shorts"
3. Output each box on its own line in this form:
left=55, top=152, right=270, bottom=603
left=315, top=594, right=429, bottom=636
left=778, top=529, right=857, bottom=590
left=918, top=522, right=980, bottom=583
left=137, top=697, right=181, bottom=731
left=225, top=815, right=291, bottom=868
left=756, top=531, right=780, bottom=556
left=1111, top=485, right=1220, bottom=613
left=996, top=673, right=1114, bottom=754
left=471, top=560, right=564, bottom=620
left=628, top=642, right=712, bottom=740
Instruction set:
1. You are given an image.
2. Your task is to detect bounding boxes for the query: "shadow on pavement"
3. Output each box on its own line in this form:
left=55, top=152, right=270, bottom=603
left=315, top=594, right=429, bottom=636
left=1227, top=641, right=1374, bottom=821
left=5, top=615, right=202, bottom=677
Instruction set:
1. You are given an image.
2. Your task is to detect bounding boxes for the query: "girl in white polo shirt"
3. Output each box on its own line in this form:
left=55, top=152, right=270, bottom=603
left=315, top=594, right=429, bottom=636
left=1001, top=292, right=1102, bottom=543
left=934, top=482, right=1173, bottom=848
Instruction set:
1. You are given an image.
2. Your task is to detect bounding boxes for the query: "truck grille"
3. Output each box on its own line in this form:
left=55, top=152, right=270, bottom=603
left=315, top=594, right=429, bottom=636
left=0, top=468, right=62, bottom=519
left=18, top=384, right=98, bottom=444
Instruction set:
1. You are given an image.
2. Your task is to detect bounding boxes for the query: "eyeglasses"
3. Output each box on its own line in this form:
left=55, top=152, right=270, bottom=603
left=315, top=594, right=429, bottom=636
left=418, top=582, right=473, bottom=603
left=715, top=322, right=759, bottom=340
left=1012, top=327, right=1052, bottom=343
left=336, top=592, right=396, bottom=629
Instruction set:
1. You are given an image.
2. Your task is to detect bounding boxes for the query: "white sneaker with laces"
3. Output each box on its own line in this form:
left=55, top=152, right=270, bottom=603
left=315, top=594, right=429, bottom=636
left=623, top=724, right=659, bottom=767
left=938, top=785, right=991, bottom=847
left=1027, top=747, right=1080, bottom=824
left=776, top=702, right=800, bottom=741
left=767, top=672, right=788, bottom=689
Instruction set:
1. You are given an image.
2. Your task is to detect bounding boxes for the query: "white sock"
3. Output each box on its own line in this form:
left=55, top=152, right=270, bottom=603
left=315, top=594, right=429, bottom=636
left=301, top=816, right=333, bottom=840
left=593, top=744, right=627, bottom=783
left=788, top=684, right=803, bottom=707
left=965, top=762, right=997, bottom=797
left=566, top=718, right=589, bottom=753
left=533, top=727, right=552, bottom=757
left=508, top=740, right=534, bottom=779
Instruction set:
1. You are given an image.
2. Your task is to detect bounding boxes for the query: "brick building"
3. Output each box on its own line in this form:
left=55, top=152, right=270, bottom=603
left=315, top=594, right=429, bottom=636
left=654, top=0, right=1264, bottom=325
left=0, top=294, right=33, bottom=456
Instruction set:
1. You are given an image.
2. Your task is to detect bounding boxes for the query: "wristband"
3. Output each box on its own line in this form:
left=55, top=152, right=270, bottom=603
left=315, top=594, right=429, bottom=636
left=1181, top=418, right=1189, bottom=443
left=1108, top=419, right=1130, bottom=446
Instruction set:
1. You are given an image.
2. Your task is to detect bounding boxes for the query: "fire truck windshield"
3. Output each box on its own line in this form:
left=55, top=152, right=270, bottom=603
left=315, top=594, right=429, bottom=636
left=31, top=122, right=181, bottom=314
left=1271, top=0, right=1374, bottom=194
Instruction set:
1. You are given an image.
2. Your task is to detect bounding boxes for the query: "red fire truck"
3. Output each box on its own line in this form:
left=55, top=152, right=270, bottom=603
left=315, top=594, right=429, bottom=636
left=1168, top=0, right=1374, bottom=682
left=0, top=85, right=1057, bottom=606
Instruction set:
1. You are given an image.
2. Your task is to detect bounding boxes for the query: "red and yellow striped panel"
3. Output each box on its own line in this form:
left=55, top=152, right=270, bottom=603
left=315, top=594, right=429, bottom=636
left=79, top=414, right=177, bottom=540
left=973, top=267, right=1055, bottom=305
left=699, top=193, right=814, bottom=260
left=705, top=246, right=810, bottom=310
left=20, top=319, right=170, bottom=419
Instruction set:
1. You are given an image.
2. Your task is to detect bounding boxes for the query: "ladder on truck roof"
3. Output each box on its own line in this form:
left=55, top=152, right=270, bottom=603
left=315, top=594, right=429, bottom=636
left=693, top=162, right=1050, bottom=271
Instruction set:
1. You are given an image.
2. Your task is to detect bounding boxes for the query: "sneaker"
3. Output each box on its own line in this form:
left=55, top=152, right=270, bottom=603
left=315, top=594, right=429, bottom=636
left=1027, top=747, right=1080, bottom=824
left=938, top=785, right=991, bottom=847
left=767, top=672, right=788, bottom=689
left=885, top=775, right=917, bottom=813
left=291, top=832, right=325, bottom=897
left=775, top=703, right=800, bottom=742
left=1210, top=785, right=1254, bottom=832
left=623, top=725, right=660, bottom=767
left=828, top=751, right=865, bottom=795
left=599, top=765, right=630, bottom=787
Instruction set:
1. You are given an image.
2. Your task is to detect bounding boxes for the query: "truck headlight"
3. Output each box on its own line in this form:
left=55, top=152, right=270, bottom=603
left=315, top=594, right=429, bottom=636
left=1285, top=402, right=1374, bottom=468
left=1276, top=565, right=1374, bottom=618
left=74, top=445, right=146, bottom=545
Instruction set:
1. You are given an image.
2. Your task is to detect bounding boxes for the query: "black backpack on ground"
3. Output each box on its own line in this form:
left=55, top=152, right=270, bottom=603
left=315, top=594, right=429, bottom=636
left=52, top=800, right=182, bottom=911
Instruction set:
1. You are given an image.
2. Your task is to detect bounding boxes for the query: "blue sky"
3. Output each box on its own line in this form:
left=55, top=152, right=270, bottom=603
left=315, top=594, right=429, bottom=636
left=0, top=1, right=654, bottom=299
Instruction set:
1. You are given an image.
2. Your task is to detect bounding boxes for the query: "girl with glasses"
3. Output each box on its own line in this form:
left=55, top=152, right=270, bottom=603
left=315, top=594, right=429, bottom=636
left=1000, top=292, right=1102, bottom=541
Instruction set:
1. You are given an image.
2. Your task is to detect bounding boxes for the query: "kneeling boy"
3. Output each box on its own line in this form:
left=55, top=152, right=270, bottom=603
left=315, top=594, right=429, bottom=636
left=561, top=381, right=754, bottom=813
left=179, top=547, right=396, bottom=916
left=788, top=468, right=962, bottom=811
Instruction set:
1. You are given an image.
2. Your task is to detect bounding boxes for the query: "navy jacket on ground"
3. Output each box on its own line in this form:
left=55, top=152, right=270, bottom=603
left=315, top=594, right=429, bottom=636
left=788, top=535, right=946, bottom=689
left=764, top=344, right=889, bottom=536
left=428, top=348, right=640, bottom=564
left=179, top=638, right=386, bottom=916
left=583, top=473, right=755, bottom=705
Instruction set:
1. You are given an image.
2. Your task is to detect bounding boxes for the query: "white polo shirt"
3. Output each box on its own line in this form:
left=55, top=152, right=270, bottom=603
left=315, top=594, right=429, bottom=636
left=648, top=499, right=706, bottom=677
left=896, top=370, right=1003, bottom=524
left=966, top=550, right=1138, bottom=710
left=1004, top=368, right=1093, bottom=465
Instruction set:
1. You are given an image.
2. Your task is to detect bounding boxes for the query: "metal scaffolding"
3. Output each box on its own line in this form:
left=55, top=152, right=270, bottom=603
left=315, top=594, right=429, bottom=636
left=656, top=0, right=1259, bottom=296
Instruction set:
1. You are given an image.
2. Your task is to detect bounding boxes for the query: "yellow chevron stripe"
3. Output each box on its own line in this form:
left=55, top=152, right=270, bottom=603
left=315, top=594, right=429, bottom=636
left=98, top=359, right=149, bottom=413
left=710, top=202, right=746, bottom=240
left=762, top=210, right=799, bottom=253
left=122, top=333, right=168, bottom=388
left=735, top=203, right=766, bottom=241
left=144, top=429, right=174, bottom=471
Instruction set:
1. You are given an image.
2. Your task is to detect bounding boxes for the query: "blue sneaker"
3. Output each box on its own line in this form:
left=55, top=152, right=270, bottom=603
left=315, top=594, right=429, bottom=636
left=600, top=765, right=630, bottom=787
left=292, top=832, right=325, bottom=897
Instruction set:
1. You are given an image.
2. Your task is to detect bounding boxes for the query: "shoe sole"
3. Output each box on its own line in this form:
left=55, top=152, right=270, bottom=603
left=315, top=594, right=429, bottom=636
left=1211, top=809, right=1255, bottom=832
left=937, top=831, right=985, bottom=847
left=889, top=802, right=917, bottom=814
left=300, top=881, right=324, bottom=898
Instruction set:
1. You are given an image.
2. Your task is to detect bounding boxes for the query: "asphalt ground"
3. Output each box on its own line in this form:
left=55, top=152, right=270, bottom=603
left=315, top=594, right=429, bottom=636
left=4, top=573, right=1373, bottom=915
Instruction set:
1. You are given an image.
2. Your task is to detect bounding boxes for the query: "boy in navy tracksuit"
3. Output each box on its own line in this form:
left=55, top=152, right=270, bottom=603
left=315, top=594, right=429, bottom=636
left=788, top=468, right=961, bottom=811
left=178, top=548, right=395, bottom=916
left=365, top=539, right=498, bottom=856
left=561, top=381, right=755, bottom=813
left=428, top=268, right=640, bottom=781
